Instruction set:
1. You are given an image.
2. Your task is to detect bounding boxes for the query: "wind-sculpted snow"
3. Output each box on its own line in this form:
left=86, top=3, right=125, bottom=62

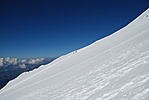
left=15, top=33, right=149, bottom=100
left=0, top=8, right=149, bottom=100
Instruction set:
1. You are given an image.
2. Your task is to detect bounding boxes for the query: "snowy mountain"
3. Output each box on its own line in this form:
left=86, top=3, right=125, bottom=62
left=0, top=57, right=56, bottom=89
left=0, top=57, right=56, bottom=67
left=0, top=8, right=149, bottom=100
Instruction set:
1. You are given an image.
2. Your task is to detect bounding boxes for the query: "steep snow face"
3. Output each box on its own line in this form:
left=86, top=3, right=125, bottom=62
left=0, top=9, right=149, bottom=100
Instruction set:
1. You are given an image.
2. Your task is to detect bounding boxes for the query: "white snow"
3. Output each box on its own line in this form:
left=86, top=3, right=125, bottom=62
left=146, top=12, right=149, bottom=17
left=19, top=64, right=26, bottom=69
left=0, top=8, right=149, bottom=100
left=0, top=58, right=3, bottom=66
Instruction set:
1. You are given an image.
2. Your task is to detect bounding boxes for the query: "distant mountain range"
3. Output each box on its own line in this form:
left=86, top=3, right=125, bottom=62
left=0, top=57, right=57, bottom=89
left=0, top=9, right=148, bottom=100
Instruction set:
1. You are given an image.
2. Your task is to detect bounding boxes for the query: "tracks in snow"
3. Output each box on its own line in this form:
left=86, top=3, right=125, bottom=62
left=1, top=30, right=149, bottom=99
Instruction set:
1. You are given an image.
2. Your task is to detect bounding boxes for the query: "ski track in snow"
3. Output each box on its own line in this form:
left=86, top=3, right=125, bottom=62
left=1, top=9, right=149, bottom=100
left=0, top=54, right=72, bottom=93
left=15, top=32, right=149, bottom=100
left=1, top=27, right=148, bottom=99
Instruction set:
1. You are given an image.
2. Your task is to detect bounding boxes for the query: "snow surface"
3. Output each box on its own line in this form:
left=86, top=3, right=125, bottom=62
left=0, top=8, right=149, bottom=100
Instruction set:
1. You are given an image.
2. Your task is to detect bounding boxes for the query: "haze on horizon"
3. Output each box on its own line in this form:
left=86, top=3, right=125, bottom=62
left=0, top=0, right=148, bottom=58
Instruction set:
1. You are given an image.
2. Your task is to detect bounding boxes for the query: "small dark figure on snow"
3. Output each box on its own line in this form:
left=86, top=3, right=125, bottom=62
left=73, top=51, right=77, bottom=54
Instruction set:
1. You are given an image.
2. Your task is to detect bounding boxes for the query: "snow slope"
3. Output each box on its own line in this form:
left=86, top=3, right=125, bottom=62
left=0, top=8, right=149, bottom=100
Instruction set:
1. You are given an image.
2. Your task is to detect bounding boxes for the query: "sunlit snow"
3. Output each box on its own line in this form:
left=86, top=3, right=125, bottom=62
left=0, top=8, right=149, bottom=100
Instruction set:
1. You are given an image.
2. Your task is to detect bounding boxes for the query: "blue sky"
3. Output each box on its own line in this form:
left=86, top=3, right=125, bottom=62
left=0, top=0, right=148, bottom=58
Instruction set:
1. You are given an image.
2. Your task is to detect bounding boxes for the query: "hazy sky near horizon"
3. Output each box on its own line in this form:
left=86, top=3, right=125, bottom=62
left=0, top=0, right=148, bottom=58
